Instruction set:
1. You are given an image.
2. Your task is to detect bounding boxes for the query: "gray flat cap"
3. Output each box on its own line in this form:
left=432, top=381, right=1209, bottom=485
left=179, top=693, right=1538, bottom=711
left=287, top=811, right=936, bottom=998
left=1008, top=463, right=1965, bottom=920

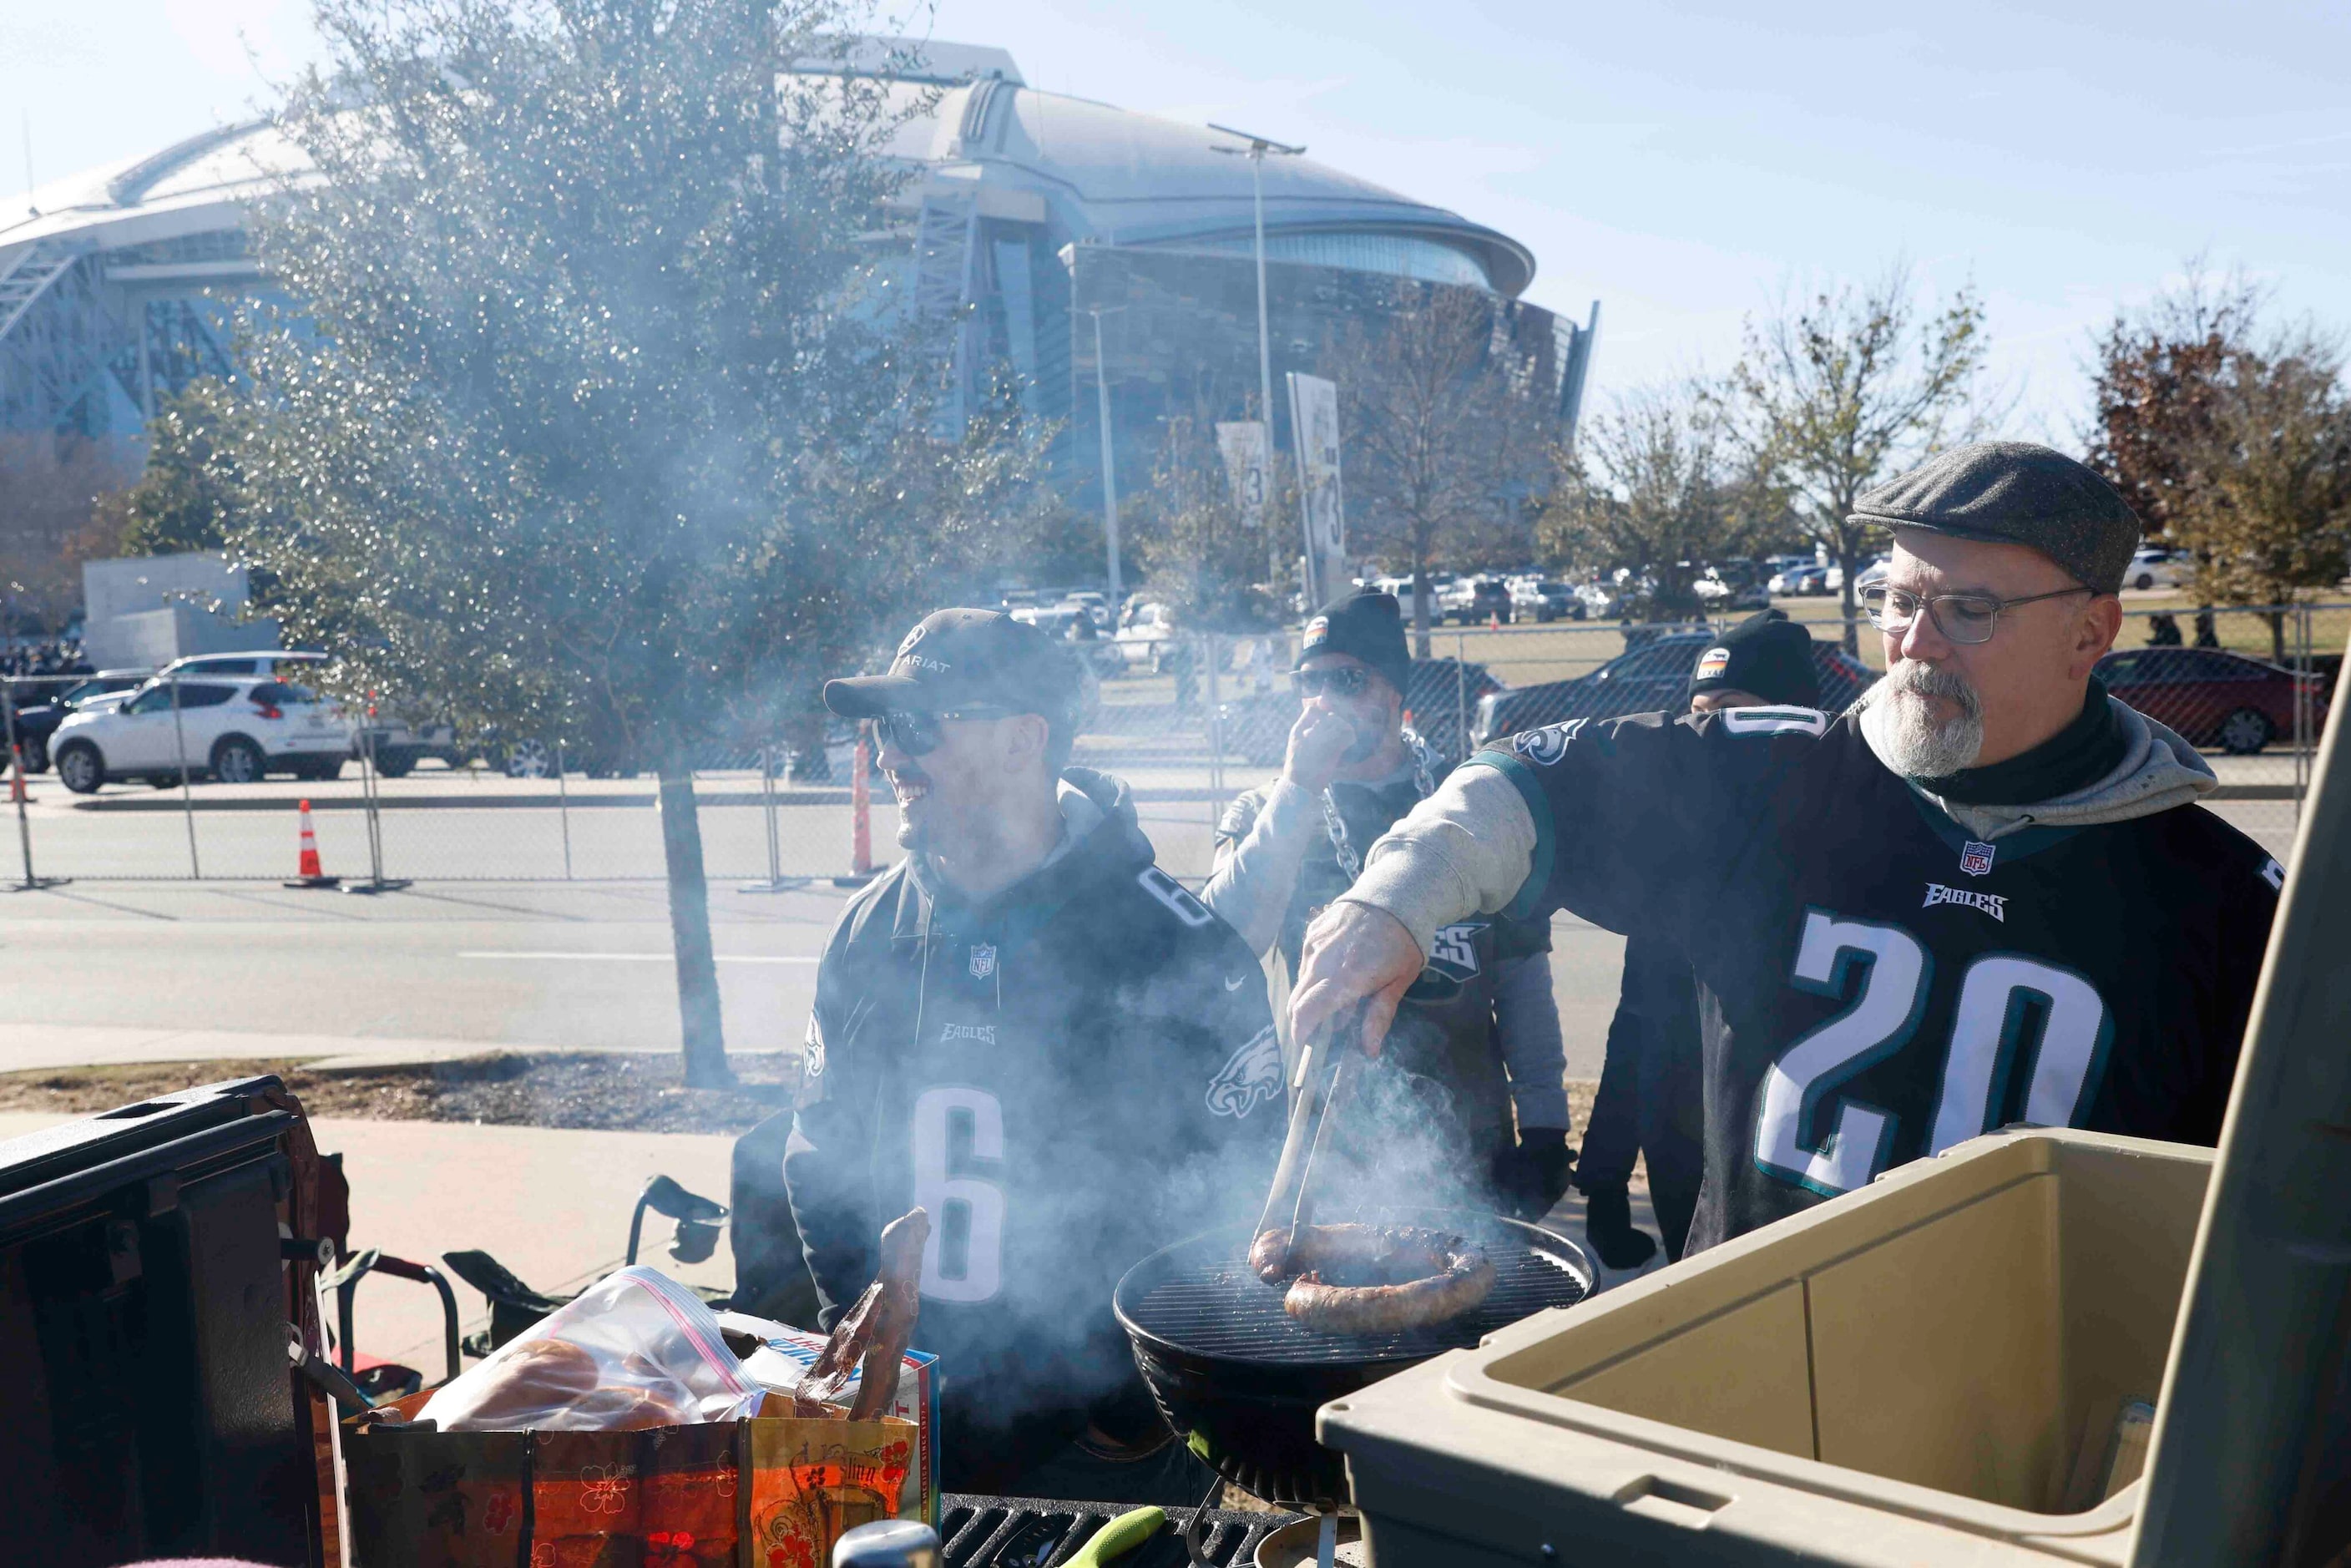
left=1850, top=441, right=2141, bottom=594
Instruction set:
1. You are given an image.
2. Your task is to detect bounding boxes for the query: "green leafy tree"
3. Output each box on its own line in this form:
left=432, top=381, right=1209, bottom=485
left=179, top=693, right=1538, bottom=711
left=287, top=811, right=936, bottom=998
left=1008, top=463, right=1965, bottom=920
left=1540, top=379, right=1780, bottom=623
left=224, top=0, right=1049, bottom=1084
left=1727, top=266, right=1990, bottom=649
left=114, top=381, right=252, bottom=558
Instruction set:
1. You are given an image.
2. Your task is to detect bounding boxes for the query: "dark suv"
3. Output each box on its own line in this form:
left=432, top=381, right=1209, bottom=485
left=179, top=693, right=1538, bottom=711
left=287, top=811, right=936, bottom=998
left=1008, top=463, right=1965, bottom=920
left=1474, top=630, right=1872, bottom=746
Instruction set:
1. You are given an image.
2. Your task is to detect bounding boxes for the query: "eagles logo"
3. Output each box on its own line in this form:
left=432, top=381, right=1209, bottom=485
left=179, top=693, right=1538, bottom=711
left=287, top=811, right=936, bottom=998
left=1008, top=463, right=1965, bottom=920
left=1406, top=922, right=1486, bottom=1001
left=801, top=1017, right=826, bottom=1084
left=1205, top=1026, right=1282, bottom=1119
left=1511, top=723, right=1576, bottom=766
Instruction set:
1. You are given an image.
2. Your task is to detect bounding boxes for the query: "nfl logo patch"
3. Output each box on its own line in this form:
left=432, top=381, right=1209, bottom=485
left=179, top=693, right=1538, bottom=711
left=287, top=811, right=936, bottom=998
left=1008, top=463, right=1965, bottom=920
left=1959, top=841, right=1996, bottom=877
left=1695, top=647, right=1731, bottom=681
left=969, top=943, right=997, bottom=980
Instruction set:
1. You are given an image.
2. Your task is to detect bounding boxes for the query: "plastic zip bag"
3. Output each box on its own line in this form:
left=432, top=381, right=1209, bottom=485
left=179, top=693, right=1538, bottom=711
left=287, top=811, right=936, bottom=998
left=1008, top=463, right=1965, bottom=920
left=420, top=1265, right=763, bottom=1432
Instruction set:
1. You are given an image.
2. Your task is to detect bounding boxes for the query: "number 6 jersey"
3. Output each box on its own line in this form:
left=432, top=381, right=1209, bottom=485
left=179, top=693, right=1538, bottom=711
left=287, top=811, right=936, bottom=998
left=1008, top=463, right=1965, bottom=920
left=1462, top=703, right=2278, bottom=1255
left=782, top=768, right=1280, bottom=1486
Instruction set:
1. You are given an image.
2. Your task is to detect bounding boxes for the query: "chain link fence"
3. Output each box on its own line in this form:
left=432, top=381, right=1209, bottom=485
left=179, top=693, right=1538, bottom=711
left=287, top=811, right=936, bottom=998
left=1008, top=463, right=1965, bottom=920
left=1, top=603, right=2338, bottom=887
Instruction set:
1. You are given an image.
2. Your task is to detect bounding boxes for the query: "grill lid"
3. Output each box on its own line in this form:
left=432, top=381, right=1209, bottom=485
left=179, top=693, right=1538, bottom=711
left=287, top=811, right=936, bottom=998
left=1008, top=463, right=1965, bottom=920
left=1115, top=1210, right=1590, bottom=1369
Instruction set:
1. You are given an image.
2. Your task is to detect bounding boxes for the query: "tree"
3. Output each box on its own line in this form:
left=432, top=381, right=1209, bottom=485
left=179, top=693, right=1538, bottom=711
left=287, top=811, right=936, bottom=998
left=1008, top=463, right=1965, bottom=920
left=2083, top=269, right=2258, bottom=544
left=2086, top=275, right=2351, bottom=661
left=1539, top=379, right=1780, bottom=622
left=1131, top=412, right=1285, bottom=634
left=1329, top=282, right=1551, bottom=656
left=112, top=381, right=254, bottom=558
left=1727, top=266, right=1990, bottom=649
left=223, top=0, right=1046, bottom=1085
left=0, top=434, right=139, bottom=637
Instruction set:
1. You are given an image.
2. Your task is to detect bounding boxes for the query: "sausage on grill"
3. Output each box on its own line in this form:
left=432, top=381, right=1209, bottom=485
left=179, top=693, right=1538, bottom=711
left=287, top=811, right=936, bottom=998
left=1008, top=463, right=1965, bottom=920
left=1251, top=1223, right=1496, bottom=1334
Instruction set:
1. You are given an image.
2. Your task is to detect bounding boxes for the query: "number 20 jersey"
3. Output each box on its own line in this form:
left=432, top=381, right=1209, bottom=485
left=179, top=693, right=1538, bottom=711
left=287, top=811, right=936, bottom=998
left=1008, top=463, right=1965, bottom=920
left=1474, top=705, right=2279, bottom=1253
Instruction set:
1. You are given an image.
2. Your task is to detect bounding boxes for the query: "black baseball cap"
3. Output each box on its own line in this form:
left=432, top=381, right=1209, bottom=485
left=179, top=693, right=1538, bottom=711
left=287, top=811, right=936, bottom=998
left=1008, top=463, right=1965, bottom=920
left=823, top=608, right=1080, bottom=721
left=1298, top=589, right=1412, bottom=699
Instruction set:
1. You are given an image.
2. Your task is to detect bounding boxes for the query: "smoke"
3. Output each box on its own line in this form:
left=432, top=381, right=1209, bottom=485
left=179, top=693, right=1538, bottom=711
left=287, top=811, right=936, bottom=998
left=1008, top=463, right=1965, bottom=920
left=1860, top=659, right=1985, bottom=777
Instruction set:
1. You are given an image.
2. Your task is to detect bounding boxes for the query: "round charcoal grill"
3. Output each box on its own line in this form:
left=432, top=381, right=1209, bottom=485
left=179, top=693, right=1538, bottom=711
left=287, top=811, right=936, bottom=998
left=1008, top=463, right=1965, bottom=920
left=1115, top=1208, right=1590, bottom=1509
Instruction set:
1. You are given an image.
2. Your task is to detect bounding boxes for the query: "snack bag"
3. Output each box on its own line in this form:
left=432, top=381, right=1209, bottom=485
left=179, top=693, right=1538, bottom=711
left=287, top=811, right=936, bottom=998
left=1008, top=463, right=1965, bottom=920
left=726, top=1317, right=939, bottom=1529
left=422, top=1266, right=763, bottom=1432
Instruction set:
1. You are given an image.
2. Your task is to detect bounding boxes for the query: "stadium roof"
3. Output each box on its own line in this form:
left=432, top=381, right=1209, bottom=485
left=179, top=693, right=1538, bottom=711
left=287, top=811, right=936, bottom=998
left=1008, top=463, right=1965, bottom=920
left=1, top=41, right=1534, bottom=296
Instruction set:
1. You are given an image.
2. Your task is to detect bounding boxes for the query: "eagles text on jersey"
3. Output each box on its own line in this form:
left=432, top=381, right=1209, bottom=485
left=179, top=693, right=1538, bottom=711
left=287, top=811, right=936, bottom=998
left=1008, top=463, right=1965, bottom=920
left=1481, top=706, right=2278, bottom=1252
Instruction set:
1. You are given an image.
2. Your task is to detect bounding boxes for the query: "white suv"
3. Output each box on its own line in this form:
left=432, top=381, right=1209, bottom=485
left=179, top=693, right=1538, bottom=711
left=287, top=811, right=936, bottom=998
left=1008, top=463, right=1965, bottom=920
left=52, top=677, right=354, bottom=792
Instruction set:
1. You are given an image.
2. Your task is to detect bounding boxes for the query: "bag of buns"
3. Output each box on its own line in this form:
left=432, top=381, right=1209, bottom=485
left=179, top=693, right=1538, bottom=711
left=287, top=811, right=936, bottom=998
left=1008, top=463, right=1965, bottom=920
left=420, top=1265, right=764, bottom=1433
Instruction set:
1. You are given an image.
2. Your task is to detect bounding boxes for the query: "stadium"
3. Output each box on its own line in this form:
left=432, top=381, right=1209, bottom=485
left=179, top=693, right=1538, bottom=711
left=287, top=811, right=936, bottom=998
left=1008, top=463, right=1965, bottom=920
left=0, top=39, right=1595, bottom=540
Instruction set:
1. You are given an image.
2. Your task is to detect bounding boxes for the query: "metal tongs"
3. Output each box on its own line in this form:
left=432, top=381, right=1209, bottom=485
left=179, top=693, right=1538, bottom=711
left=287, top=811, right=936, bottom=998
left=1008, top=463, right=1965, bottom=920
left=1253, top=999, right=1371, bottom=1258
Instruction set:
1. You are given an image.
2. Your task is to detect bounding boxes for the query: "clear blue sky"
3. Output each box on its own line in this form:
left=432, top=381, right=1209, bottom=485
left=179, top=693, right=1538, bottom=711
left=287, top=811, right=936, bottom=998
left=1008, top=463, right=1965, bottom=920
left=7, top=1, right=2345, bottom=440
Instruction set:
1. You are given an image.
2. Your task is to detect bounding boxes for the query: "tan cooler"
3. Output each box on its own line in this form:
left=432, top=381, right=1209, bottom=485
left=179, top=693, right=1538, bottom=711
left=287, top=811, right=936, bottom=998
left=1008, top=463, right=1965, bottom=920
left=1319, top=1128, right=2208, bottom=1566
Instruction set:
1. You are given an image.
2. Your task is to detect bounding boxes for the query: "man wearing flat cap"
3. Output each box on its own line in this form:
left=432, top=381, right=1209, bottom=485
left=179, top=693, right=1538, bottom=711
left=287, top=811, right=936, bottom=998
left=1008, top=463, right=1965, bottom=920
left=1290, top=443, right=2281, bottom=1253
left=756, top=609, right=1279, bottom=1500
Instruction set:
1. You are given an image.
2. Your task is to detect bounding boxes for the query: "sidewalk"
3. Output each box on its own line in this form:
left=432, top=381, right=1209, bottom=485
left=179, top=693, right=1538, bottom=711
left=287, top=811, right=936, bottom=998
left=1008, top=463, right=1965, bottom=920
left=0, top=1109, right=739, bottom=1373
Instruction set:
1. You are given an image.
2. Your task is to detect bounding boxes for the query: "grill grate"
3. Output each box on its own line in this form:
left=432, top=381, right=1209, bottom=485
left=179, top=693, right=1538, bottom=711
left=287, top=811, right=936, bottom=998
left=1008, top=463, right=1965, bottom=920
left=1120, top=1211, right=1590, bottom=1368
left=941, top=1495, right=1299, bottom=1567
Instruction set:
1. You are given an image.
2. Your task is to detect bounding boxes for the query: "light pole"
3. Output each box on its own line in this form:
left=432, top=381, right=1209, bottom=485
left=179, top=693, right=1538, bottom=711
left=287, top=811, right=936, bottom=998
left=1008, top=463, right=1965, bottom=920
left=1088, top=306, right=1124, bottom=605
left=1211, top=124, right=1306, bottom=597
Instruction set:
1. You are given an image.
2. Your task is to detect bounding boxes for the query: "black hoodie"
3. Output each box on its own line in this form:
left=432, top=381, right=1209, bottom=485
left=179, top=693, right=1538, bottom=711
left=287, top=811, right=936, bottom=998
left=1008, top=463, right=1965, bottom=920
left=781, top=767, right=1280, bottom=1485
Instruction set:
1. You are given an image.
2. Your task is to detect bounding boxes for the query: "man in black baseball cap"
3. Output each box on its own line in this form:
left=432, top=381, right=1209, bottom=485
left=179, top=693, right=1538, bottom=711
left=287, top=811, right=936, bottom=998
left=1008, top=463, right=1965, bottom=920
left=753, top=607, right=1281, bottom=1504
left=1288, top=442, right=2281, bottom=1258
left=1204, top=589, right=1575, bottom=1224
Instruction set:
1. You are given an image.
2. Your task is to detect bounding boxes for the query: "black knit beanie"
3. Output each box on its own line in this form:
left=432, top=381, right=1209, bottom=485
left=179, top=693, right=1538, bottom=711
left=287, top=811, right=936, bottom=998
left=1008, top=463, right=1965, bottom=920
left=1689, top=609, right=1820, bottom=708
left=1298, top=589, right=1413, bottom=699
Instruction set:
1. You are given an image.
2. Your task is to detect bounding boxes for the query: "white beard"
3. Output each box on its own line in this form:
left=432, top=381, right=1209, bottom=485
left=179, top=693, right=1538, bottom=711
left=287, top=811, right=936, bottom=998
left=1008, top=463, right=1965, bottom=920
left=1860, top=663, right=1985, bottom=778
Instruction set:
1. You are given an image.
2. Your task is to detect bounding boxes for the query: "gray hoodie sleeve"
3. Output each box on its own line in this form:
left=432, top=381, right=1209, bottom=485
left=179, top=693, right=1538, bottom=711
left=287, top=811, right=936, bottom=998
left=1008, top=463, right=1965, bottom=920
left=1337, top=763, right=1539, bottom=955
left=1493, top=951, right=1570, bottom=1130
left=1202, top=780, right=1319, bottom=958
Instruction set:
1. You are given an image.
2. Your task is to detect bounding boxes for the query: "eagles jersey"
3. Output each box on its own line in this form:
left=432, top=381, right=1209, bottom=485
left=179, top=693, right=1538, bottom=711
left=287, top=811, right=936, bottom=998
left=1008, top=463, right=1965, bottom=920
left=784, top=769, right=1279, bottom=1484
left=1473, top=706, right=2278, bottom=1253
left=1218, top=775, right=1553, bottom=1156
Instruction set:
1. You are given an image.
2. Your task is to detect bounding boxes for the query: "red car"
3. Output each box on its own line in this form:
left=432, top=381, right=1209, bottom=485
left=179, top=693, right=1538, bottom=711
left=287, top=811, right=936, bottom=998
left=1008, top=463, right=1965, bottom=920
left=2095, top=647, right=2326, bottom=755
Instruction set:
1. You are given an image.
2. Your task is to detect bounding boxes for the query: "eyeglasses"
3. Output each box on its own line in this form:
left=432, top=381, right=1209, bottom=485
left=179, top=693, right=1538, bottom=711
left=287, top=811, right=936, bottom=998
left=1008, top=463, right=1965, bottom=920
left=872, top=707, right=1017, bottom=757
left=1293, top=666, right=1374, bottom=699
left=1858, top=584, right=2094, bottom=645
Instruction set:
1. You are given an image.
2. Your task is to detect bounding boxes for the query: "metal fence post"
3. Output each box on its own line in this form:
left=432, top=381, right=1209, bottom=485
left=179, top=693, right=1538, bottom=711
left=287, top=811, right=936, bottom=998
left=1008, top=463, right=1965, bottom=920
left=1205, top=632, right=1224, bottom=812
left=2, top=681, right=63, bottom=892
left=1455, top=630, right=1469, bottom=762
left=170, top=675, right=200, bottom=879
left=556, top=741, right=574, bottom=879
left=341, top=721, right=410, bottom=894
left=740, top=741, right=808, bottom=893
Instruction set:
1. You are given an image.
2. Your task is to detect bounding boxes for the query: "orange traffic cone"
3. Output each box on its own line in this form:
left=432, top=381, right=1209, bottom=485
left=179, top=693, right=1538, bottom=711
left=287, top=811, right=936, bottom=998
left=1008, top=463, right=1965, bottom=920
left=284, top=798, right=340, bottom=888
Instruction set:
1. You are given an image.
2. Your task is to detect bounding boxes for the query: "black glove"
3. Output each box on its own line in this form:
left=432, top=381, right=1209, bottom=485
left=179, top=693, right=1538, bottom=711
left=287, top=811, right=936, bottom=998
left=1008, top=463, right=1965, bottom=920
left=1580, top=1181, right=1660, bottom=1272
left=1490, top=1128, right=1576, bottom=1222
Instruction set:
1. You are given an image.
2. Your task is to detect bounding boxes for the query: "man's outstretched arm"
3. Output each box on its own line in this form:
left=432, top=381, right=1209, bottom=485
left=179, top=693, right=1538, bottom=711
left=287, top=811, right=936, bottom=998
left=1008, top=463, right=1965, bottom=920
left=1291, top=763, right=1537, bottom=1054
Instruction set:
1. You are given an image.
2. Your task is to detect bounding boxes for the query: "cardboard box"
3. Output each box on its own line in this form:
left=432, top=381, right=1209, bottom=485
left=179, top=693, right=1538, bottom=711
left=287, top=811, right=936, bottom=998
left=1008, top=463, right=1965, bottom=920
left=730, top=1323, right=940, bottom=1530
left=1320, top=1129, right=2212, bottom=1566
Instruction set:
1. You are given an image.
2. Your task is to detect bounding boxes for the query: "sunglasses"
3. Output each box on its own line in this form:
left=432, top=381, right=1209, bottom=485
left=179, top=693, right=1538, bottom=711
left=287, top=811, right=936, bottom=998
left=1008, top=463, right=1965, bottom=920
left=1292, top=666, right=1375, bottom=699
left=872, top=707, right=1018, bottom=757
left=1858, top=584, right=2093, bottom=646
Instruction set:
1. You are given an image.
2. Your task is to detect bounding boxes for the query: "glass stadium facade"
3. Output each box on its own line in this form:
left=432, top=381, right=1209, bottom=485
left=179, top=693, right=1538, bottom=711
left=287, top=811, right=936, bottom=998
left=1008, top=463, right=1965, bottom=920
left=0, top=41, right=1595, bottom=547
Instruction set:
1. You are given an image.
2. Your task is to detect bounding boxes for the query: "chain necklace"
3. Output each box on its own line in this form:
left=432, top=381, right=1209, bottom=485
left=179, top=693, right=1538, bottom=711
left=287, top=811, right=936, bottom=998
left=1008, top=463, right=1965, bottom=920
left=1318, top=727, right=1438, bottom=884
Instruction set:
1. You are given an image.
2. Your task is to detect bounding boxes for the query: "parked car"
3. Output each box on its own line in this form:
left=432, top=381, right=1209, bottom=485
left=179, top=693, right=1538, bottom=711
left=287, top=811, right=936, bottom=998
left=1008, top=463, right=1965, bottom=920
left=6, top=669, right=151, bottom=771
left=157, top=650, right=327, bottom=681
left=1853, top=555, right=1892, bottom=592
left=1575, top=579, right=1627, bottom=619
left=1509, top=578, right=1581, bottom=623
left=1443, top=577, right=1514, bottom=625
left=2126, top=547, right=2189, bottom=592
left=351, top=704, right=465, bottom=776
left=1693, top=566, right=1771, bottom=612
left=1769, top=564, right=1828, bottom=596
left=1474, top=630, right=1873, bottom=747
left=1012, top=605, right=1125, bottom=678
left=2096, top=646, right=2325, bottom=756
left=1115, top=600, right=1179, bottom=669
left=52, top=677, right=354, bottom=792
